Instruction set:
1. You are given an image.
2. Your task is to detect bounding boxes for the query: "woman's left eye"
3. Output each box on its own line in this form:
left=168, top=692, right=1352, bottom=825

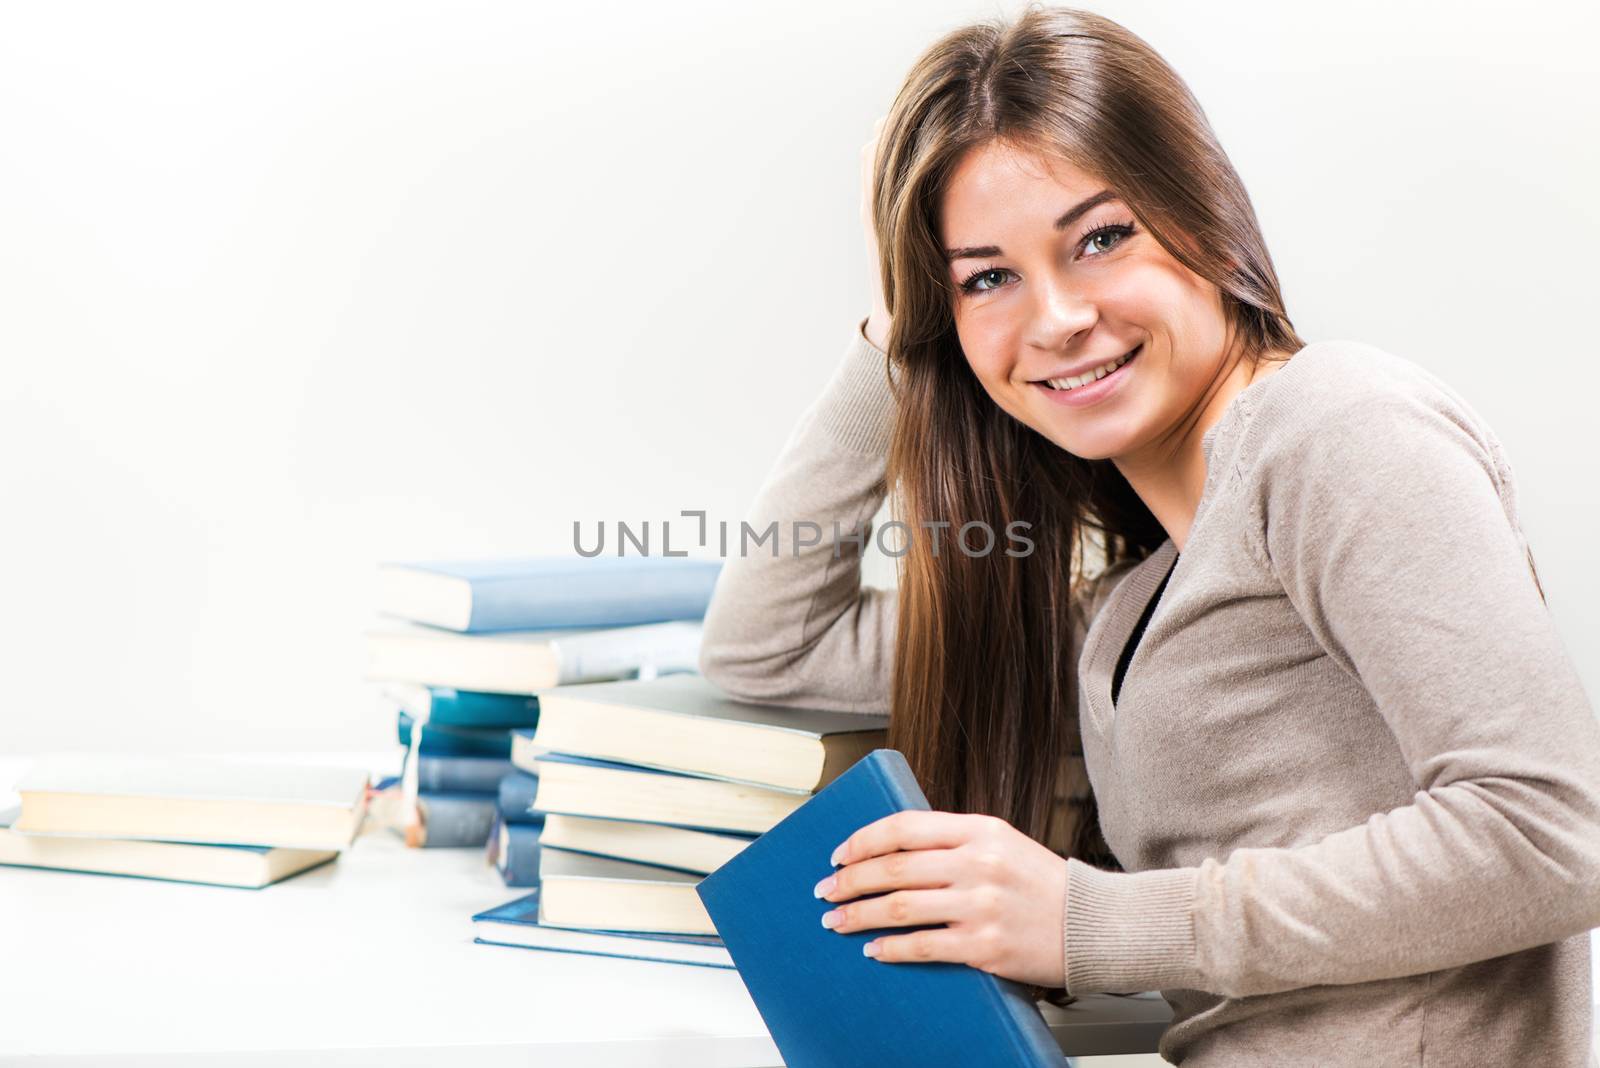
left=1080, top=222, right=1135, bottom=257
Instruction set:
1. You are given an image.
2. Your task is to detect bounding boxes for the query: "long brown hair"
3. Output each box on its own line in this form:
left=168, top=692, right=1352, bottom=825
left=870, top=5, right=1308, bottom=859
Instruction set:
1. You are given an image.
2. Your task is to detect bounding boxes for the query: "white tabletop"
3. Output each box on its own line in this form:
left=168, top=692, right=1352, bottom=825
left=0, top=753, right=1169, bottom=1066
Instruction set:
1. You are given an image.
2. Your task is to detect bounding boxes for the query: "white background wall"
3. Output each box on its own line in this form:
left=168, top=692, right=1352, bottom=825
left=1, top=0, right=1595, bottom=756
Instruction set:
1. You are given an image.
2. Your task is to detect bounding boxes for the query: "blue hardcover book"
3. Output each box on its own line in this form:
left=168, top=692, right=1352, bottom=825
left=396, top=711, right=513, bottom=759
left=472, top=889, right=734, bottom=969
left=491, top=817, right=544, bottom=886
left=385, top=683, right=540, bottom=729
left=416, top=754, right=514, bottom=794
left=696, top=749, right=1065, bottom=1067
left=376, top=556, right=723, bottom=633
left=497, top=770, right=542, bottom=825
left=413, top=790, right=498, bottom=848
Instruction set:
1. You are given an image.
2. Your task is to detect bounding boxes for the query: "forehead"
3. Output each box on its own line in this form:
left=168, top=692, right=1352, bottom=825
left=939, top=140, right=1103, bottom=238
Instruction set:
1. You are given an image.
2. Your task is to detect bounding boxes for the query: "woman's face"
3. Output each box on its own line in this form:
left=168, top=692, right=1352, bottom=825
left=939, top=138, right=1233, bottom=462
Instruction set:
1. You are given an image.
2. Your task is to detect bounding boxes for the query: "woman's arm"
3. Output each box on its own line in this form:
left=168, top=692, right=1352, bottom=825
left=1062, top=386, right=1600, bottom=998
left=697, top=319, right=899, bottom=713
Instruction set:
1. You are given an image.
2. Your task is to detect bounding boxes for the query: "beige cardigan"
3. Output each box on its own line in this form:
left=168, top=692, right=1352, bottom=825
left=698, top=320, right=1600, bottom=1065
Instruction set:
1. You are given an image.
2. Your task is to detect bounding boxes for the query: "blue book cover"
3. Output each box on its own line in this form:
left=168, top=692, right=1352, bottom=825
left=416, top=754, right=514, bottom=794
left=397, top=711, right=513, bottom=759
left=495, top=819, right=543, bottom=886
left=696, top=749, right=1065, bottom=1067
left=415, top=791, right=498, bottom=848
left=497, top=770, right=542, bottom=824
left=427, top=688, right=540, bottom=728
left=386, top=684, right=541, bottom=729
left=473, top=889, right=734, bottom=970
left=377, top=556, right=723, bottom=633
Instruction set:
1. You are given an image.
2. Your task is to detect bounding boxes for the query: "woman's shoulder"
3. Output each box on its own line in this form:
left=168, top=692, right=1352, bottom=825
left=1243, top=338, right=1508, bottom=471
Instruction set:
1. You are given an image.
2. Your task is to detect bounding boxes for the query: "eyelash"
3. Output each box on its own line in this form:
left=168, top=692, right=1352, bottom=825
left=957, top=219, right=1137, bottom=295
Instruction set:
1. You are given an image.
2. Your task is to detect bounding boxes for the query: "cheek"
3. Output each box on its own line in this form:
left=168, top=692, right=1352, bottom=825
left=1093, top=257, right=1187, bottom=324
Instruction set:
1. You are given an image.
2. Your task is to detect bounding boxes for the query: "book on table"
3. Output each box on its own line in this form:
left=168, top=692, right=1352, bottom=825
left=696, top=749, right=1065, bottom=1067
left=537, top=812, right=752, bottom=876
left=13, top=755, right=369, bottom=852
left=528, top=674, right=887, bottom=791
left=524, top=752, right=808, bottom=836
left=538, top=847, right=714, bottom=936
left=0, top=807, right=336, bottom=889
left=473, top=888, right=733, bottom=969
left=364, top=620, right=704, bottom=695
left=376, top=555, right=723, bottom=633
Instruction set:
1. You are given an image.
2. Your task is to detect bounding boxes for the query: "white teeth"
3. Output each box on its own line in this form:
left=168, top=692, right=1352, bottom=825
left=1045, top=348, right=1136, bottom=391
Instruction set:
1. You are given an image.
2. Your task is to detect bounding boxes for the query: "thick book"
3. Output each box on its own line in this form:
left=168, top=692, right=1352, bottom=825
left=497, top=770, right=541, bottom=825
left=526, top=752, right=807, bottom=836
left=490, top=815, right=543, bottom=886
left=0, top=808, right=336, bottom=889
left=14, top=756, right=369, bottom=851
left=416, top=754, right=514, bottom=794
left=376, top=555, right=723, bottom=633
left=382, top=683, right=540, bottom=729
left=364, top=621, right=704, bottom=695
left=696, top=749, right=1065, bottom=1067
left=397, top=712, right=513, bottom=759
left=530, top=674, right=887, bottom=791
left=538, top=847, right=713, bottom=935
left=538, top=813, right=753, bottom=876
left=473, top=889, right=733, bottom=969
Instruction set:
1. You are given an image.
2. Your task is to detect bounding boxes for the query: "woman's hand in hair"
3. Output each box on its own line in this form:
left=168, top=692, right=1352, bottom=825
left=861, top=114, right=892, bottom=352
left=814, top=810, right=1068, bottom=988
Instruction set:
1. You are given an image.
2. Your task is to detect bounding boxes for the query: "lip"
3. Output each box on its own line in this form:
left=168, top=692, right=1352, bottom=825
left=1032, top=344, right=1142, bottom=408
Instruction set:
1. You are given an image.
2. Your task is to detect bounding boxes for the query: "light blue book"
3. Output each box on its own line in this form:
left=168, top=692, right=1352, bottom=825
left=376, top=556, right=723, bottom=633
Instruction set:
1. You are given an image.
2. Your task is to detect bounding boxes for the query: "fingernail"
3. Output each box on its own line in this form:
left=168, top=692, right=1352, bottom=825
left=813, top=875, right=836, bottom=899
left=820, top=909, right=841, bottom=929
left=829, top=844, right=845, bottom=866
left=863, top=941, right=880, bottom=958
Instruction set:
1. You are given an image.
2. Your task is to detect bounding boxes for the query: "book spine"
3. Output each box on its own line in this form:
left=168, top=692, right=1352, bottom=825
left=497, top=771, right=542, bottom=824
left=397, top=711, right=514, bottom=758
left=416, top=792, right=498, bottom=848
left=417, top=755, right=515, bottom=794
left=428, top=689, right=541, bottom=729
left=988, top=976, right=1068, bottom=1064
left=496, top=822, right=542, bottom=886
left=872, top=748, right=932, bottom=814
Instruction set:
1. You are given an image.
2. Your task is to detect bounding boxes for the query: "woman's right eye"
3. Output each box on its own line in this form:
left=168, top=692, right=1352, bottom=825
left=958, top=267, right=1013, bottom=294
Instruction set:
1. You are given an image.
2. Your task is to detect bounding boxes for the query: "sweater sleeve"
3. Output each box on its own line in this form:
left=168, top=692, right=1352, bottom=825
left=697, top=319, right=899, bottom=713
left=1062, top=384, right=1600, bottom=999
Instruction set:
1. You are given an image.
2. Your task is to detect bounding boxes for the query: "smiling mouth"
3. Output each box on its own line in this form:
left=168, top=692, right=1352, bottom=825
left=1036, top=344, right=1142, bottom=392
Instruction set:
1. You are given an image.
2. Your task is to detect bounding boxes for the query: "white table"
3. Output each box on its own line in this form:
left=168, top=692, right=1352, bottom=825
left=0, top=754, right=1169, bottom=1066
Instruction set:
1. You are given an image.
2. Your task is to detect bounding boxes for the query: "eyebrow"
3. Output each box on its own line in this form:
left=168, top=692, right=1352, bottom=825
left=942, top=189, right=1120, bottom=262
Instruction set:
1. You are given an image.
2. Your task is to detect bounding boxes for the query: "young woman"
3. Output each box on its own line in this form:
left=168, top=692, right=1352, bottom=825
left=697, top=6, right=1600, bottom=1064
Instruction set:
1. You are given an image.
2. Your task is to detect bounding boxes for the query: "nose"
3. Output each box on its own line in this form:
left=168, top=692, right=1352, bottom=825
left=1024, top=272, right=1097, bottom=353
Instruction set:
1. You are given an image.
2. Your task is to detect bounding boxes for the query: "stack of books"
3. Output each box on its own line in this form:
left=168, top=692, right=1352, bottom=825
left=363, top=555, right=722, bottom=851
left=470, top=673, right=888, bottom=967
left=0, top=755, right=369, bottom=889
